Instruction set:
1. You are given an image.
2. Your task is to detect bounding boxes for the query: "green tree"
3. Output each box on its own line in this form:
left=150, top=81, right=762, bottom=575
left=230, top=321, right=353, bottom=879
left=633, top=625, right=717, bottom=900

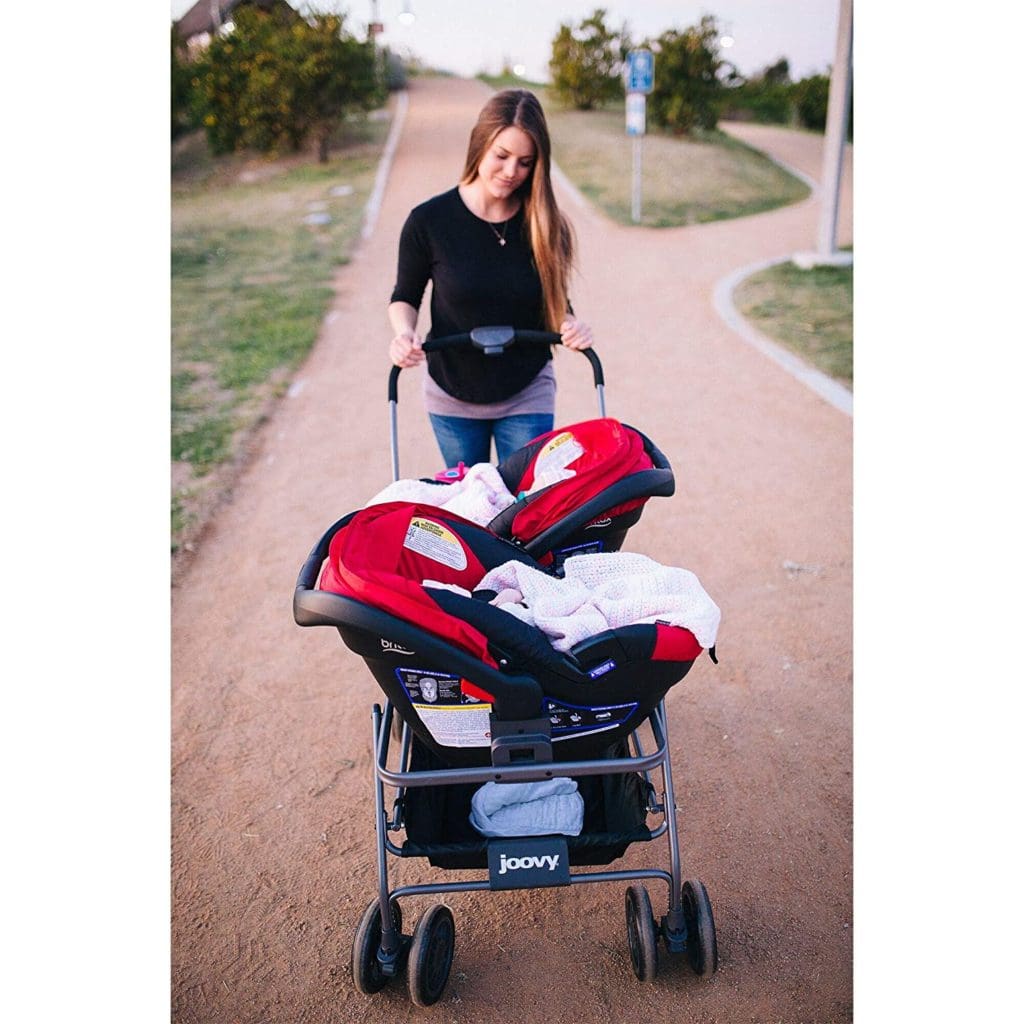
left=193, top=6, right=380, bottom=159
left=549, top=8, right=625, bottom=110
left=193, top=6, right=282, bottom=154
left=646, top=15, right=724, bottom=135
left=282, top=13, right=380, bottom=161
left=171, top=25, right=195, bottom=139
left=762, top=58, right=791, bottom=87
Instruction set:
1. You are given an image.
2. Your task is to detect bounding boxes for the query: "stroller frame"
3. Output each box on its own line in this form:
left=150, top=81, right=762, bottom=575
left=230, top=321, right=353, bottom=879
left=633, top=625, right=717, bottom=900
left=366, top=696, right=705, bottom=987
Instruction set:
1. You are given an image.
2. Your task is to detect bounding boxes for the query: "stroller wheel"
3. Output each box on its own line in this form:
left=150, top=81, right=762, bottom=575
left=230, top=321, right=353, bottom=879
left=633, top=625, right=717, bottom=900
left=681, top=880, right=719, bottom=976
left=408, top=904, right=456, bottom=1007
left=625, top=885, right=659, bottom=982
left=352, top=897, right=403, bottom=995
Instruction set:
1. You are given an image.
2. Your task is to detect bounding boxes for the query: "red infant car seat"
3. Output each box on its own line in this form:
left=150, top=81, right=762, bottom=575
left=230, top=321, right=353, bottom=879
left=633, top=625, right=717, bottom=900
left=488, top=417, right=674, bottom=566
left=301, top=501, right=705, bottom=767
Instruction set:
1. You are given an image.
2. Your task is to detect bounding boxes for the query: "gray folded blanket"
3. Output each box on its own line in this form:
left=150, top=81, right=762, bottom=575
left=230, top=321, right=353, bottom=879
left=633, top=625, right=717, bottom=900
left=469, top=779, right=584, bottom=837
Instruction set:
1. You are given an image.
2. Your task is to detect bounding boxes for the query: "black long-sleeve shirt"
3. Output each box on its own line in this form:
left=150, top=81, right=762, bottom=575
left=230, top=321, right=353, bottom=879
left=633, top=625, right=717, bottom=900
left=390, top=187, right=551, bottom=404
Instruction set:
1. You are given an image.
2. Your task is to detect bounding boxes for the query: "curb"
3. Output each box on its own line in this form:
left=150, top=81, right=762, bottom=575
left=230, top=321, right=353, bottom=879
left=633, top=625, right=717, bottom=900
left=361, top=89, right=410, bottom=242
left=712, top=257, right=853, bottom=418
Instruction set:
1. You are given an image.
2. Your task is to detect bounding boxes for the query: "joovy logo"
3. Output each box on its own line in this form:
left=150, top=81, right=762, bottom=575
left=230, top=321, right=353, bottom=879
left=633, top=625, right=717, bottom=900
left=498, top=853, right=560, bottom=875
left=488, top=838, right=570, bottom=889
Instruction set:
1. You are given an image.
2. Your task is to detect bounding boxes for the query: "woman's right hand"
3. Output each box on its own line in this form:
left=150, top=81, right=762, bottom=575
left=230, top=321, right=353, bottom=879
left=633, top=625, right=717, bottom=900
left=389, top=329, right=424, bottom=368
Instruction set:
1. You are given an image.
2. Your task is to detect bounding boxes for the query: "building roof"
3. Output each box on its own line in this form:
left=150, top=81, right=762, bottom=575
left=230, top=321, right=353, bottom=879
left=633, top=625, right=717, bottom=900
left=174, top=0, right=293, bottom=42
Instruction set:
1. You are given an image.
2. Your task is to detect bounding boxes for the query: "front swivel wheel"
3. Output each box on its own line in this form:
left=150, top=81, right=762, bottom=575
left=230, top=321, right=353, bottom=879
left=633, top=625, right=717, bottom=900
left=408, top=904, right=456, bottom=1007
left=351, top=897, right=403, bottom=995
left=682, top=879, right=718, bottom=976
left=625, top=884, right=659, bottom=982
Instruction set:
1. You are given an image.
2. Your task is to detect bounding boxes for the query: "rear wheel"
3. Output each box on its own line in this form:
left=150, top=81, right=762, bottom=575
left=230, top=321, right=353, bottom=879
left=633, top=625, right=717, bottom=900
left=625, top=885, right=659, bottom=982
left=408, top=904, right=456, bottom=1007
left=682, top=880, right=718, bottom=976
left=352, top=897, right=403, bottom=995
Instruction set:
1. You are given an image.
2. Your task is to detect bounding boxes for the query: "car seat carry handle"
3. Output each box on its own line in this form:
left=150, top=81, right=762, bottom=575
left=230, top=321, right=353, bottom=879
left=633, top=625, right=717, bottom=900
left=293, top=518, right=545, bottom=720
left=294, top=590, right=545, bottom=720
left=294, top=511, right=351, bottom=592
left=387, top=329, right=606, bottom=479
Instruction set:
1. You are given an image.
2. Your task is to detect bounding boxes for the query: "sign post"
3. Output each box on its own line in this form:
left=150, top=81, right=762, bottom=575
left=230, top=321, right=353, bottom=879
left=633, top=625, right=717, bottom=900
left=625, top=49, right=654, bottom=224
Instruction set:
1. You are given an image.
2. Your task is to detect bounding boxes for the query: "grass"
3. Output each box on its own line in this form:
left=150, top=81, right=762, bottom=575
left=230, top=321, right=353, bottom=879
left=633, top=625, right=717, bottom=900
left=732, top=256, right=853, bottom=387
left=540, top=94, right=810, bottom=227
left=171, top=112, right=391, bottom=556
left=477, top=72, right=547, bottom=91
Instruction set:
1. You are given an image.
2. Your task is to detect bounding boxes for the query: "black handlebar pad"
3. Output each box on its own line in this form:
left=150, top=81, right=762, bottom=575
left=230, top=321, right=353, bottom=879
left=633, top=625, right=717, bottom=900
left=388, top=327, right=603, bottom=401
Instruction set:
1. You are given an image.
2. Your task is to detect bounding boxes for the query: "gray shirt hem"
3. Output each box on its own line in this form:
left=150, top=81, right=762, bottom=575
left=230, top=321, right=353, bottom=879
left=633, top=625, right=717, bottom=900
left=423, top=362, right=556, bottom=418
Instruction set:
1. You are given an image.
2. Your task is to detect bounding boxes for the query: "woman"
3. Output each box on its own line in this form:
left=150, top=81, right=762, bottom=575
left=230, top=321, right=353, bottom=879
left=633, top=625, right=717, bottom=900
left=388, top=88, right=594, bottom=468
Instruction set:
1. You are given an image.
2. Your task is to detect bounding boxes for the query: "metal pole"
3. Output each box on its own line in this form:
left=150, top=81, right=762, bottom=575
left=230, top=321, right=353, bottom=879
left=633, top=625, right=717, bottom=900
left=816, top=0, right=854, bottom=258
left=389, top=401, right=400, bottom=481
left=631, top=136, right=642, bottom=223
left=370, top=706, right=401, bottom=964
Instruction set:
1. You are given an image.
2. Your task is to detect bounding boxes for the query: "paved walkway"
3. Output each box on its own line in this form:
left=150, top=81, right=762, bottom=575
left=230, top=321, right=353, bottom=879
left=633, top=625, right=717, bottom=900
left=172, top=77, right=852, bottom=1023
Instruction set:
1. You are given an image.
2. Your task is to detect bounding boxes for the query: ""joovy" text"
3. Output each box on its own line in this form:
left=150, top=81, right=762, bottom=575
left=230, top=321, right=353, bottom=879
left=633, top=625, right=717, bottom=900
left=498, top=853, right=561, bottom=874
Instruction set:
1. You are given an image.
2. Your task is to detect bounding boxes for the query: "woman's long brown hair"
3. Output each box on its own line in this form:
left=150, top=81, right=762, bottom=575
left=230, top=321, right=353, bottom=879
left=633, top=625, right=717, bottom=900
left=460, top=89, right=576, bottom=333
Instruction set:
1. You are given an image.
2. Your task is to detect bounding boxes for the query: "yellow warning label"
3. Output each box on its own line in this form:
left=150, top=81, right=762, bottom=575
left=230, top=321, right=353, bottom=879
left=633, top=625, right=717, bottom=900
left=403, top=517, right=468, bottom=570
left=413, top=703, right=493, bottom=747
left=536, top=432, right=585, bottom=477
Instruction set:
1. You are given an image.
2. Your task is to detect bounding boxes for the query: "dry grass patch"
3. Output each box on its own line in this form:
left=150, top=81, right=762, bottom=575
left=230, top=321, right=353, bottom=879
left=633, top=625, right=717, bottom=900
left=733, top=258, right=853, bottom=387
left=541, top=98, right=810, bottom=227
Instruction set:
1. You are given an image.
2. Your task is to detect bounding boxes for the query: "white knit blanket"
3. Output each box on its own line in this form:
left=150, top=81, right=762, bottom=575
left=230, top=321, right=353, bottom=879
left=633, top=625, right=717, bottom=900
left=479, top=552, right=721, bottom=652
left=364, top=462, right=576, bottom=527
left=365, top=463, right=515, bottom=525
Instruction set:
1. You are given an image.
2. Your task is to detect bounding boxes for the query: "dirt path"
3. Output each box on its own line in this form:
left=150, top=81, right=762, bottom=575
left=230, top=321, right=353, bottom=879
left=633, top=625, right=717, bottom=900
left=172, top=77, right=853, bottom=1023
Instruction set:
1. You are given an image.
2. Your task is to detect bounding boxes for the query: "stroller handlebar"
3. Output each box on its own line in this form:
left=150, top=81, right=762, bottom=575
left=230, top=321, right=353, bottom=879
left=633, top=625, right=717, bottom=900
left=387, top=327, right=604, bottom=402
left=386, top=327, right=606, bottom=479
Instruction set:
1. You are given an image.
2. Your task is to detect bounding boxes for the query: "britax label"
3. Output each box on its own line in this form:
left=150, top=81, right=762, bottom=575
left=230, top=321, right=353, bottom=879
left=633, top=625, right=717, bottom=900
left=380, top=639, right=415, bottom=655
left=587, top=659, right=617, bottom=679
left=487, top=837, right=570, bottom=890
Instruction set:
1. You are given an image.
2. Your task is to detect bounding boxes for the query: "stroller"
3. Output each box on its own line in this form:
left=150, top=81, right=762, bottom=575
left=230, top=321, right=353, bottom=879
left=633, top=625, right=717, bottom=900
left=294, top=329, right=719, bottom=1006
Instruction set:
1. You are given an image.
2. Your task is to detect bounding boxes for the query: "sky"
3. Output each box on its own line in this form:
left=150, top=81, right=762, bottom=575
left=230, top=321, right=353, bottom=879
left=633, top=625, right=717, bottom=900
left=170, top=0, right=842, bottom=84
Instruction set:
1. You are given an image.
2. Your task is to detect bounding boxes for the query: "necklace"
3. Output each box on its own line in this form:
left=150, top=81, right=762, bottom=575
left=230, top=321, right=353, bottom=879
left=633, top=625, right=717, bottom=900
left=488, top=218, right=509, bottom=246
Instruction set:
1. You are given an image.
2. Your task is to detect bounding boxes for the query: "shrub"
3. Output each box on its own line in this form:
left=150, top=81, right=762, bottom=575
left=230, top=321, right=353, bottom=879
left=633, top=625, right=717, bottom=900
left=717, top=58, right=794, bottom=125
left=549, top=8, right=626, bottom=110
left=171, top=25, right=196, bottom=139
left=383, top=48, right=407, bottom=91
left=793, top=73, right=830, bottom=131
left=646, top=16, right=724, bottom=135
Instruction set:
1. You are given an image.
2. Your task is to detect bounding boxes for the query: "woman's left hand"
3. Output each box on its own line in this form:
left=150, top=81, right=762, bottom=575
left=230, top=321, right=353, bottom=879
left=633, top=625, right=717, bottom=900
left=560, top=316, right=594, bottom=351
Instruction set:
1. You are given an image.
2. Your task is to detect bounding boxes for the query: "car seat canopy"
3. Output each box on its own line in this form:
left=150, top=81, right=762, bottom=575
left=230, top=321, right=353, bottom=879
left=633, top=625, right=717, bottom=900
left=318, top=501, right=532, bottom=665
left=491, top=418, right=674, bottom=559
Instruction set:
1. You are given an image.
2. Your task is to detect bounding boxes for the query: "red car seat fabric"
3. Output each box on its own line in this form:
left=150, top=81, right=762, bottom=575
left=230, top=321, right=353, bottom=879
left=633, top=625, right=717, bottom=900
left=318, top=501, right=532, bottom=666
left=493, top=418, right=656, bottom=540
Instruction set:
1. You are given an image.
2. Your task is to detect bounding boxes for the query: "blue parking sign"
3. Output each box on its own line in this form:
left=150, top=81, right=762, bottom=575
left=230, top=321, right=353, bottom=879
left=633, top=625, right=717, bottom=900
left=626, top=49, right=654, bottom=94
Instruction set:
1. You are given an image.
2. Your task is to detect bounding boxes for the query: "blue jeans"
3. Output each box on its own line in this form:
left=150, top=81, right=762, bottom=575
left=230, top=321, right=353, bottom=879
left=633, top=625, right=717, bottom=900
left=428, top=413, right=554, bottom=467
